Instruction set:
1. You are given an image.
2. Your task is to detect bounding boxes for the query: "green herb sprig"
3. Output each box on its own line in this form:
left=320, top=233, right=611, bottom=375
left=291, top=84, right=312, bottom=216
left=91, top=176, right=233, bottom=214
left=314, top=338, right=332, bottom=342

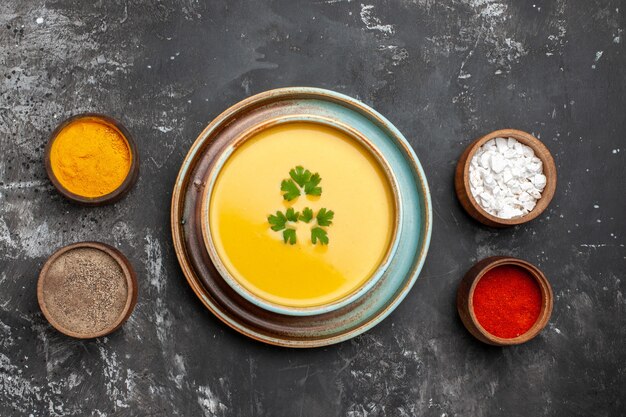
left=281, top=166, right=323, bottom=201
left=267, top=166, right=335, bottom=245
left=267, top=207, right=334, bottom=245
left=268, top=208, right=300, bottom=245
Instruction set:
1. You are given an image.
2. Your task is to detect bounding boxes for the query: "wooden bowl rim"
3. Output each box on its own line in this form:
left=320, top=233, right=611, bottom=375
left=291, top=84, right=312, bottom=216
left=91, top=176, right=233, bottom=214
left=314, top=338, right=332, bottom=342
left=459, top=128, right=557, bottom=226
left=44, top=113, right=140, bottom=206
left=37, top=241, right=138, bottom=339
left=464, top=256, right=553, bottom=345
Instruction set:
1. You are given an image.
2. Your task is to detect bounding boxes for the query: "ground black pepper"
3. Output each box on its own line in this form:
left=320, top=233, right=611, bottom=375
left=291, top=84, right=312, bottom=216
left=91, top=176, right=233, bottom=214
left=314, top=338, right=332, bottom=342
left=41, top=247, right=128, bottom=335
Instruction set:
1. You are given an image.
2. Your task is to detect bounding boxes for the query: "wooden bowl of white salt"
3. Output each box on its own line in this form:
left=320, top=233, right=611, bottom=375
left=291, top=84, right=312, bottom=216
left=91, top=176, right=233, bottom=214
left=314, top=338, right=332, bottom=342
left=454, top=129, right=557, bottom=228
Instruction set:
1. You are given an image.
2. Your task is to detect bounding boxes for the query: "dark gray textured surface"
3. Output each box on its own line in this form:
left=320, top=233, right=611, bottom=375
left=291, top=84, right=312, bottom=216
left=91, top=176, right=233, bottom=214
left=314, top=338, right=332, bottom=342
left=1, top=0, right=625, bottom=416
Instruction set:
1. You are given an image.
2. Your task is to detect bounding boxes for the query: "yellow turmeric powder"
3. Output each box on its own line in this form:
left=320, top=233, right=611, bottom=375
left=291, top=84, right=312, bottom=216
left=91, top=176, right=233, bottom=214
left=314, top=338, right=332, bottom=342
left=50, top=119, right=132, bottom=198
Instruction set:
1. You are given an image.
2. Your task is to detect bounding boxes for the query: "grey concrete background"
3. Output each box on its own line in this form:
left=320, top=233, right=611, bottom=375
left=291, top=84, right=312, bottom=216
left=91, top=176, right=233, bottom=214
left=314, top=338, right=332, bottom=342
left=1, top=0, right=625, bottom=416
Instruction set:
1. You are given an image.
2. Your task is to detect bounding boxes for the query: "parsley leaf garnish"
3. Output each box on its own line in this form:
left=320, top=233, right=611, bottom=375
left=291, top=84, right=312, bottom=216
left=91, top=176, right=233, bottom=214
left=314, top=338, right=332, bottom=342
left=270, top=167, right=333, bottom=245
left=289, top=166, right=312, bottom=187
left=304, top=173, right=322, bottom=196
left=285, top=207, right=299, bottom=222
left=268, top=210, right=297, bottom=244
left=299, top=207, right=313, bottom=223
left=281, top=179, right=301, bottom=201
left=316, top=208, right=334, bottom=227
left=267, top=211, right=287, bottom=231
left=283, top=229, right=297, bottom=245
left=283, top=166, right=322, bottom=198
left=311, top=227, right=329, bottom=245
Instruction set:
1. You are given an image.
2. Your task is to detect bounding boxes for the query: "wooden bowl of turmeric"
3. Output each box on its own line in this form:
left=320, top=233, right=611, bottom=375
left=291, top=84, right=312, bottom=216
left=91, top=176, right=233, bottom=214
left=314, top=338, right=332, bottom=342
left=45, top=113, right=139, bottom=206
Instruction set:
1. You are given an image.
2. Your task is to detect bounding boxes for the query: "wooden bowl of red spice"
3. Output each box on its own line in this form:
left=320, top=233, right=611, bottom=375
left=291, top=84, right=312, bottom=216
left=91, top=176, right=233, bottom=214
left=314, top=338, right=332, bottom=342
left=37, top=241, right=138, bottom=339
left=44, top=113, right=139, bottom=206
left=457, top=256, right=553, bottom=346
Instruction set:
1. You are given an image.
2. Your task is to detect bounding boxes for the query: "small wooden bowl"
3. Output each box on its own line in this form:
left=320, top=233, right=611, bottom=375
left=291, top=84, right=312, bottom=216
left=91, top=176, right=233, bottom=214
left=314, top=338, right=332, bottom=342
left=37, top=241, right=138, bottom=339
left=45, top=113, right=139, bottom=206
left=454, top=129, right=557, bottom=227
left=457, top=256, right=553, bottom=346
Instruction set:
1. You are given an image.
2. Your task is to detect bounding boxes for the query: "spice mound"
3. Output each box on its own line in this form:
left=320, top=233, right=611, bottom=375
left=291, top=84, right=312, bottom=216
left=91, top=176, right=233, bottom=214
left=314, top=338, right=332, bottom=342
left=469, top=137, right=546, bottom=219
left=472, top=265, right=542, bottom=339
left=39, top=247, right=129, bottom=336
left=50, top=118, right=132, bottom=198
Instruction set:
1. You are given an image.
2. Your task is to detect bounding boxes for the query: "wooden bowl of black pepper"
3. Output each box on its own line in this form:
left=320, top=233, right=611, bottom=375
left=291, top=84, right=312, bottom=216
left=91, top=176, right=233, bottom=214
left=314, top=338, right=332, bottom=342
left=37, top=242, right=138, bottom=339
left=454, top=129, right=557, bottom=227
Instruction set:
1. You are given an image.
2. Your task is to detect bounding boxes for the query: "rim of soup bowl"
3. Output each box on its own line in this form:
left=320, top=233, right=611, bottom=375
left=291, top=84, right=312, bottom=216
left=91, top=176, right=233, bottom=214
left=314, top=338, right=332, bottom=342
left=199, top=115, right=403, bottom=317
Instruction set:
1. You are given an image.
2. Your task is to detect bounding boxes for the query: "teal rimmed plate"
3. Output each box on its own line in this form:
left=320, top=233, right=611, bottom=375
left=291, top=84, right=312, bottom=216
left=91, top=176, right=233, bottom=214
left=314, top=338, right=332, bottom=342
left=171, top=87, right=432, bottom=347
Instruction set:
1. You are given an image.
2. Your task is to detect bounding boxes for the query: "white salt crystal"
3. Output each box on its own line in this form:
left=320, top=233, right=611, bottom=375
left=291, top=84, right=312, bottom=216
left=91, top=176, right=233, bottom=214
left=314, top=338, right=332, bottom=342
left=529, top=188, right=542, bottom=199
left=523, top=201, right=537, bottom=212
left=522, top=146, right=534, bottom=157
left=532, top=174, right=547, bottom=189
left=502, top=169, right=513, bottom=183
left=529, top=157, right=543, bottom=173
left=470, top=172, right=481, bottom=187
left=480, top=192, right=493, bottom=208
left=495, top=137, right=508, bottom=152
left=507, top=137, right=517, bottom=148
left=491, top=154, right=506, bottom=173
left=503, top=148, right=517, bottom=158
left=480, top=152, right=491, bottom=169
left=468, top=137, right=546, bottom=219
left=520, top=181, right=533, bottom=191
left=499, top=206, right=518, bottom=219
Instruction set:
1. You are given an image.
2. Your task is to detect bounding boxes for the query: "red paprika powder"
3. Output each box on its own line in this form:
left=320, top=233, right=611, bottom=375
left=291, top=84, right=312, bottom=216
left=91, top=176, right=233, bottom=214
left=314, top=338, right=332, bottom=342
left=472, top=265, right=542, bottom=339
